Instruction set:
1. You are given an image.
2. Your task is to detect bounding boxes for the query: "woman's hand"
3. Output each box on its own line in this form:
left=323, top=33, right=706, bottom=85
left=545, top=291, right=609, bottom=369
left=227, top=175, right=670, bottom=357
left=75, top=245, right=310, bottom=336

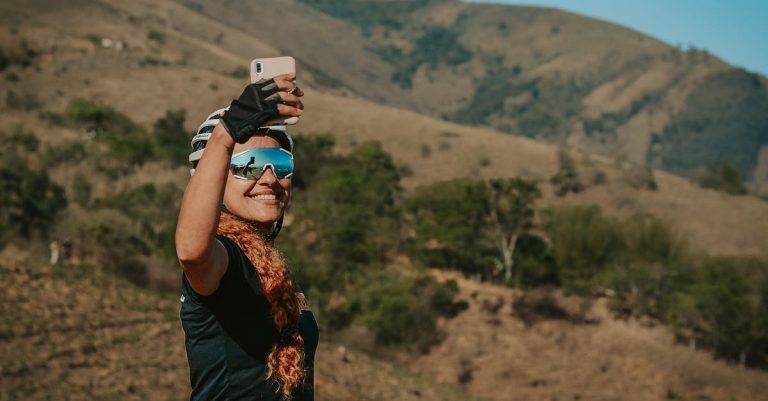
left=272, top=73, right=304, bottom=115
left=221, top=73, right=304, bottom=144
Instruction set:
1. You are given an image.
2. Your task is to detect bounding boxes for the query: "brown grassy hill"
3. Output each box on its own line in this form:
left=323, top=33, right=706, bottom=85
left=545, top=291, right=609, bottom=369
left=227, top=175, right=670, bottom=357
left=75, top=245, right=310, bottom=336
left=410, top=269, right=768, bottom=401
left=4, top=1, right=767, bottom=185
left=2, top=251, right=766, bottom=401
left=179, top=0, right=768, bottom=184
left=1, top=0, right=767, bottom=258
left=0, top=249, right=484, bottom=401
left=2, top=1, right=768, bottom=400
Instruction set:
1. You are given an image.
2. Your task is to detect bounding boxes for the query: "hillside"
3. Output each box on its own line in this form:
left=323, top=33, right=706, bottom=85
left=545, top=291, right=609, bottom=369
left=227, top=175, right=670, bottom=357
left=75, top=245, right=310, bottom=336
left=178, top=0, right=768, bottom=186
left=2, top=251, right=766, bottom=401
left=2, top=0, right=768, bottom=400
left=1, top=0, right=767, bottom=259
left=0, top=250, right=483, bottom=401
left=412, top=269, right=768, bottom=401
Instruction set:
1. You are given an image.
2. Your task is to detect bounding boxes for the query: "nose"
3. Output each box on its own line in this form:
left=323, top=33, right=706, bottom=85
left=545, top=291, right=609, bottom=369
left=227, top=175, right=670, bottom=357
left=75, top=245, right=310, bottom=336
left=257, top=166, right=278, bottom=184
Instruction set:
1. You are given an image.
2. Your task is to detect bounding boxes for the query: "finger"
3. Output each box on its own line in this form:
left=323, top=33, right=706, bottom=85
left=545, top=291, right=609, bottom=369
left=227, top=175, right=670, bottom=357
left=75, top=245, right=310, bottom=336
left=277, top=92, right=302, bottom=106
left=273, top=77, right=296, bottom=92
left=273, top=78, right=303, bottom=97
left=277, top=104, right=303, bottom=117
left=272, top=72, right=296, bottom=82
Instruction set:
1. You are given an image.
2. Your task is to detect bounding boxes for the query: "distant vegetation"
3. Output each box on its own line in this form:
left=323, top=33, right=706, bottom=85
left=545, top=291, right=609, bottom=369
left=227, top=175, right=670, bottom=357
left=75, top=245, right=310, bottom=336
left=651, top=69, right=768, bottom=179
left=404, top=179, right=767, bottom=367
left=694, top=161, right=748, bottom=195
left=4, top=100, right=188, bottom=288
left=280, top=136, right=466, bottom=351
left=0, top=129, right=66, bottom=248
left=302, top=0, right=471, bottom=89
left=4, top=99, right=764, bottom=363
left=388, top=27, right=472, bottom=89
left=300, top=1, right=765, bottom=189
left=298, top=0, right=441, bottom=32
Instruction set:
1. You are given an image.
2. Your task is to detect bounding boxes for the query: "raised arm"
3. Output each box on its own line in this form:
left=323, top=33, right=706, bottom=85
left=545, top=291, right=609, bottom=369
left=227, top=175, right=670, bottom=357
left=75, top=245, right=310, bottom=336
left=175, top=123, right=234, bottom=295
left=175, top=74, right=303, bottom=295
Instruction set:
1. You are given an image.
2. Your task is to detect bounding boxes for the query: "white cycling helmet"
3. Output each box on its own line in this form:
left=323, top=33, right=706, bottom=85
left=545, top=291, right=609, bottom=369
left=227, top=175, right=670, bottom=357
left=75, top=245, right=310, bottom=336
left=188, top=107, right=294, bottom=176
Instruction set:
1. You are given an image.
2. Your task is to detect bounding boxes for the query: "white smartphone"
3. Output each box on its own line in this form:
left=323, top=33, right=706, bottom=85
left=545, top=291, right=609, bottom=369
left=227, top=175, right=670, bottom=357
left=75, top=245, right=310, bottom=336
left=250, top=56, right=299, bottom=126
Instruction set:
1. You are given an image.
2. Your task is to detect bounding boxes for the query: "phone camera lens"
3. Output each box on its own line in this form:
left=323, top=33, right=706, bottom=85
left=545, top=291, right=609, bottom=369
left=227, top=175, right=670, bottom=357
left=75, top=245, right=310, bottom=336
left=256, top=63, right=263, bottom=74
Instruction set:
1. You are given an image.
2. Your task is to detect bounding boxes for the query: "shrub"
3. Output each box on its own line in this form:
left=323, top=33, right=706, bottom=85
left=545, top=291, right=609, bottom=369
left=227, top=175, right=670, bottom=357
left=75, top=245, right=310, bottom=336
left=406, top=179, right=496, bottom=278
left=600, top=213, right=688, bottom=316
left=0, top=152, right=67, bottom=247
left=5, top=90, right=41, bottom=111
left=542, top=205, right=623, bottom=294
left=147, top=30, right=165, bottom=44
left=0, top=48, right=8, bottom=71
left=512, top=287, right=569, bottom=325
left=666, top=257, right=768, bottom=367
left=72, top=173, right=92, bottom=207
left=356, top=273, right=459, bottom=351
left=74, top=212, right=151, bottom=285
left=695, top=161, right=748, bottom=195
left=550, top=148, right=583, bottom=196
left=65, top=98, right=155, bottom=166
left=4, top=128, right=38, bottom=151
left=152, top=109, right=189, bottom=165
left=40, top=140, right=87, bottom=167
left=290, top=134, right=338, bottom=190
left=94, top=182, right=181, bottom=261
left=420, top=144, right=431, bottom=158
left=623, top=163, right=657, bottom=190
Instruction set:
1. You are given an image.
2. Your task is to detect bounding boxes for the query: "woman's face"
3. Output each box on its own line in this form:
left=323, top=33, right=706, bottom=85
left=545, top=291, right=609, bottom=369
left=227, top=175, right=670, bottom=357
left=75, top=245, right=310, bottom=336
left=223, top=135, right=292, bottom=232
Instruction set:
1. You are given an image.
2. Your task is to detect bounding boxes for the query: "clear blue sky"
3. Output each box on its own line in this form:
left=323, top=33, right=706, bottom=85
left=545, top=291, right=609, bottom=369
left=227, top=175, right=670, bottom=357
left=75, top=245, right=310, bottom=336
left=466, top=0, right=768, bottom=76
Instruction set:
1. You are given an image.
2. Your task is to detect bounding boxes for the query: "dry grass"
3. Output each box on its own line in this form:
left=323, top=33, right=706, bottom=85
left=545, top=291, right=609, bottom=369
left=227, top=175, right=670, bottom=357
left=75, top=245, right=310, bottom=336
left=0, top=251, right=485, bottom=401
left=411, top=269, right=768, bottom=401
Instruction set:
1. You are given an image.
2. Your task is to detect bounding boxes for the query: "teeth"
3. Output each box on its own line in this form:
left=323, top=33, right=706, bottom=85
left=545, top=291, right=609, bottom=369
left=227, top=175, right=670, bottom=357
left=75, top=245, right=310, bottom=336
left=253, top=194, right=277, bottom=200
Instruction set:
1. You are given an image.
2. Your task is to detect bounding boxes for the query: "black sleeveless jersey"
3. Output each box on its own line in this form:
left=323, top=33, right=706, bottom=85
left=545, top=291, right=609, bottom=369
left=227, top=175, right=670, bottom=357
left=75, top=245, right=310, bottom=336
left=180, top=235, right=319, bottom=401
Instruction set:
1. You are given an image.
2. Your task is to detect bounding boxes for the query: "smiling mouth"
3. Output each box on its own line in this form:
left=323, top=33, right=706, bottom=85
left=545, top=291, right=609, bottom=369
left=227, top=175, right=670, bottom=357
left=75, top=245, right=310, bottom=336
left=251, top=194, right=280, bottom=201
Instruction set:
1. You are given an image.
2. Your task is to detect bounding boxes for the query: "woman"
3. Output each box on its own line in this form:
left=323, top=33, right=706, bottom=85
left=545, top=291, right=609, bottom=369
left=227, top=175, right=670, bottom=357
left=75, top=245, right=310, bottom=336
left=175, top=73, right=318, bottom=401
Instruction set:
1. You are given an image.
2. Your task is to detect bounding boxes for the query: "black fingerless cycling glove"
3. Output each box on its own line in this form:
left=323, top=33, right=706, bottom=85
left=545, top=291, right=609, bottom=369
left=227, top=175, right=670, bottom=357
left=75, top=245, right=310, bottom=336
left=221, top=79, right=281, bottom=143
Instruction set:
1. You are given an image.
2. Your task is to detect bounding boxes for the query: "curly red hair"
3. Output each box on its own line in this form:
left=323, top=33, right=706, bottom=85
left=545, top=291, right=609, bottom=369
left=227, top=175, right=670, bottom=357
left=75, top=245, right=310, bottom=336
left=217, top=210, right=305, bottom=399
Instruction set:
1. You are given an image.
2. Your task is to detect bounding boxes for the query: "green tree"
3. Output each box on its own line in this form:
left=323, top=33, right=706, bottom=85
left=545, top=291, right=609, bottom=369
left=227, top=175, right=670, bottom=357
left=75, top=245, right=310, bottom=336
left=280, top=139, right=465, bottom=350
left=667, top=257, right=768, bottom=367
left=152, top=109, right=189, bottom=165
left=292, top=141, right=401, bottom=287
left=405, top=179, right=493, bottom=278
left=0, top=153, right=67, bottom=247
left=485, top=178, right=541, bottom=283
left=606, top=214, right=687, bottom=316
left=406, top=178, right=541, bottom=284
left=66, top=99, right=155, bottom=166
left=290, top=134, right=338, bottom=190
left=542, top=205, right=623, bottom=294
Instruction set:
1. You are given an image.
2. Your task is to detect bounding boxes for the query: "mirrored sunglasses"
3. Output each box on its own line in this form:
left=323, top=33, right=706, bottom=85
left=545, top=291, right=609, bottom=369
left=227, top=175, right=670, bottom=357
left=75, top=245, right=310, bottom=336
left=230, top=147, right=294, bottom=180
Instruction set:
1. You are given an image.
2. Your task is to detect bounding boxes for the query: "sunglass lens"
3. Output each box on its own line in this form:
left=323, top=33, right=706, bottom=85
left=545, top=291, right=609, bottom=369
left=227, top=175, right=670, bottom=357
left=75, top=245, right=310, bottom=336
left=230, top=148, right=293, bottom=180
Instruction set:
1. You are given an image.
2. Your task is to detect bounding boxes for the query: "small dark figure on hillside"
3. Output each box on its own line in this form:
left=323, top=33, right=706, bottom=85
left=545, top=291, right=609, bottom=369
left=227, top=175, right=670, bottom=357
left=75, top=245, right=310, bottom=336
left=62, top=239, right=73, bottom=262
left=176, top=73, right=318, bottom=401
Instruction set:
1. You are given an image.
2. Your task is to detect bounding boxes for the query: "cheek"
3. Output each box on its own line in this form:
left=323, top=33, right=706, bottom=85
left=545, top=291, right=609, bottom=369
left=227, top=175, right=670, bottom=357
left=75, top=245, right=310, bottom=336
left=223, top=176, right=251, bottom=203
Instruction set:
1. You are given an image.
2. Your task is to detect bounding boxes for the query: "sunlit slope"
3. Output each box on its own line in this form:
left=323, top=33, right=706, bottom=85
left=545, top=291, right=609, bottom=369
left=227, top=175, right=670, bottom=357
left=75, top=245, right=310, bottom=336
left=2, top=0, right=767, bottom=258
left=182, top=0, right=768, bottom=183
left=412, top=270, right=768, bottom=401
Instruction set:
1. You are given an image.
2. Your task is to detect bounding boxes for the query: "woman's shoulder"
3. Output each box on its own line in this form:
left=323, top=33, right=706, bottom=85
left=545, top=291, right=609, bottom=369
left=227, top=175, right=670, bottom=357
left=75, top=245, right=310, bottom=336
left=215, top=235, right=265, bottom=295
